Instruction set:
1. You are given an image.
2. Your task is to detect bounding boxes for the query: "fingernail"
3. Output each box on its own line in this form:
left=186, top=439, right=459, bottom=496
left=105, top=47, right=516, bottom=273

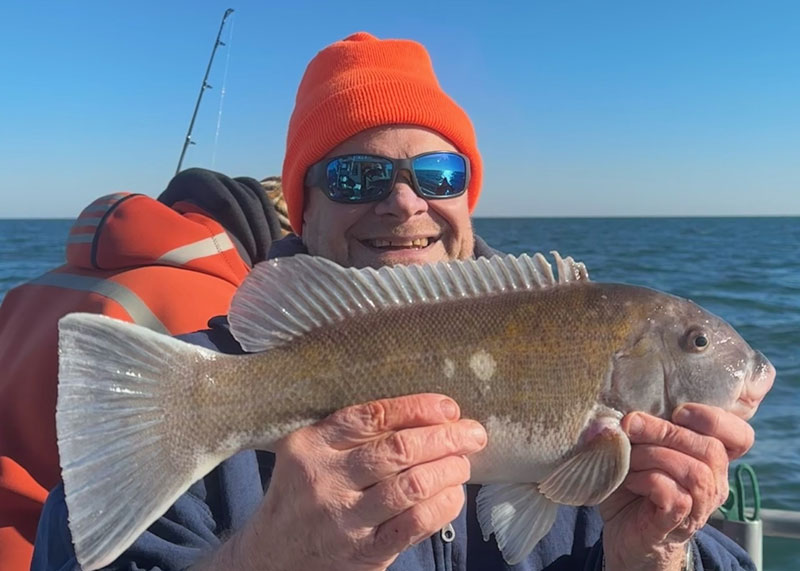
left=673, top=406, right=691, bottom=425
left=440, top=399, right=459, bottom=420
left=628, top=414, right=644, bottom=435
left=470, top=425, right=487, bottom=446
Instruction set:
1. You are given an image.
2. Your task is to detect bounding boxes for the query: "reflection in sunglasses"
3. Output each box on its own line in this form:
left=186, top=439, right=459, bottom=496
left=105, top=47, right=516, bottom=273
left=416, top=168, right=463, bottom=196
left=327, top=159, right=393, bottom=200
left=311, top=152, right=469, bottom=203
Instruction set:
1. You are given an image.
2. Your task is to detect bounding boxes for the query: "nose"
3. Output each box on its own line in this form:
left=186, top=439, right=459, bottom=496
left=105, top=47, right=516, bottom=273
left=373, top=170, right=429, bottom=218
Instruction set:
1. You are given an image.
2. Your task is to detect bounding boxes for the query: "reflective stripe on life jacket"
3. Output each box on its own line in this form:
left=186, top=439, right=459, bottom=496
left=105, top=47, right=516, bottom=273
left=71, top=193, right=133, bottom=229
left=28, top=272, right=170, bottom=334
left=156, top=232, right=236, bottom=266
left=65, top=233, right=94, bottom=245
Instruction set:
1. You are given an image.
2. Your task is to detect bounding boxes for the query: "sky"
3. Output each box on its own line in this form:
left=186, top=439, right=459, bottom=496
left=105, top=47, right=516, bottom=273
left=1, top=0, right=799, bottom=218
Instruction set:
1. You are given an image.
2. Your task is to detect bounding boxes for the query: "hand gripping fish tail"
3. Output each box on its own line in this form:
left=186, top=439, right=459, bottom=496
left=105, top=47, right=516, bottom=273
left=55, top=252, right=775, bottom=569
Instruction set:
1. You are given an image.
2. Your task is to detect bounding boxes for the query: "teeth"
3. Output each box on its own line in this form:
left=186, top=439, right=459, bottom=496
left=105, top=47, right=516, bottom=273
left=368, top=238, right=431, bottom=249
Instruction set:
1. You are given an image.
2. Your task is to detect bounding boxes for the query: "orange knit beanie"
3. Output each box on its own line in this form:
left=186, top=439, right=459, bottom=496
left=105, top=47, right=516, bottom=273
left=282, top=32, right=483, bottom=234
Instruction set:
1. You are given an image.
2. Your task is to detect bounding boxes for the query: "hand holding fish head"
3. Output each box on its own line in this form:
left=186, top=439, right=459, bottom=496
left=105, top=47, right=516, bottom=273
left=599, top=404, right=755, bottom=570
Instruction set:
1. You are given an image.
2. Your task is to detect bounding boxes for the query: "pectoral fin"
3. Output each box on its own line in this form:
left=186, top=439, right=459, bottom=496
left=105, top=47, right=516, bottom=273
left=538, top=419, right=631, bottom=506
left=476, top=483, right=559, bottom=565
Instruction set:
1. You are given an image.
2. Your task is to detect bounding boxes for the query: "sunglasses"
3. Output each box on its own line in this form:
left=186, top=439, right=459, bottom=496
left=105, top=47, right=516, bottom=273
left=305, top=152, right=470, bottom=204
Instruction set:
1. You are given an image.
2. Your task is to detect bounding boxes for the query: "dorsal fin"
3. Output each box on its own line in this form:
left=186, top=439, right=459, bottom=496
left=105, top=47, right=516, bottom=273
left=228, top=252, right=589, bottom=352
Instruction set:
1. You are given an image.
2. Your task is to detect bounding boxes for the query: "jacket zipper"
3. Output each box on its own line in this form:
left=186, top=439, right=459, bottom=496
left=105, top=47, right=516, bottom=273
left=439, top=523, right=455, bottom=571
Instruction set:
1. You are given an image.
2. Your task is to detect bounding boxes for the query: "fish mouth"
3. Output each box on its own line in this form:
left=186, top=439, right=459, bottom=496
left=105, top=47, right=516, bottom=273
left=361, top=236, right=439, bottom=251
left=735, top=351, right=776, bottom=419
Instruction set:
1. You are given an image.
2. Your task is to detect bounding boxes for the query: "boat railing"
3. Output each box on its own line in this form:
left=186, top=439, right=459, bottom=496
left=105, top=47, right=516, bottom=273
left=708, top=463, right=800, bottom=570
left=709, top=509, right=800, bottom=571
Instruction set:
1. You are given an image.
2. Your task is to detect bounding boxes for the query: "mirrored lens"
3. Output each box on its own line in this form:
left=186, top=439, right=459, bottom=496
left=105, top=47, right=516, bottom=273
left=325, top=156, right=393, bottom=202
left=413, top=153, right=467, bottom=197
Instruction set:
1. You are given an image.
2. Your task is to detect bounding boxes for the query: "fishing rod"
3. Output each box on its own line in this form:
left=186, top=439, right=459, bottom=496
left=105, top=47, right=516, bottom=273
left=175, top=8, right=234, bottom=175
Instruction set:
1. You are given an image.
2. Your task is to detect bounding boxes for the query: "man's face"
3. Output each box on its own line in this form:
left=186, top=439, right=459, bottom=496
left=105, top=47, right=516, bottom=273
left=302, top=126, right=475, bottom=269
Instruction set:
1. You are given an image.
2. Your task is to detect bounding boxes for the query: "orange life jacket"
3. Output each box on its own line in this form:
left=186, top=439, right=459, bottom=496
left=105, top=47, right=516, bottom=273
left=0, top=192, right=258, bottom=568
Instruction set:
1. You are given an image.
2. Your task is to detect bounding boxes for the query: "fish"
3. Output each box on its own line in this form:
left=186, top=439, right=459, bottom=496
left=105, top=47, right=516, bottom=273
left=55, top=252, right=775, bottom=569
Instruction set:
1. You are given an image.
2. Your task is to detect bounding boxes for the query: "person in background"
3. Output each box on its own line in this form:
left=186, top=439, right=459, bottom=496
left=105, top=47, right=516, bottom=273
left=0, top=168, right=285, bottom=570
left=33, top=33, right=763, bottom=570
left=261, top=175, right=292, bottom=237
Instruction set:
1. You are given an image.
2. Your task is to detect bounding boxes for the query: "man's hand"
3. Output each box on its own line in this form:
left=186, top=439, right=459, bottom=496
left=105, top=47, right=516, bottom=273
left=203, top=394, right=486, bottom=571
left=599, top=404, right=755, bottom=570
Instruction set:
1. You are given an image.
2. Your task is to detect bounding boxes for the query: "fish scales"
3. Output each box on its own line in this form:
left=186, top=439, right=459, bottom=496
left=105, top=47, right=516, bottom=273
left=55, top=253, right=775, bottom=569
left=179, top=284, right=651, bottom=475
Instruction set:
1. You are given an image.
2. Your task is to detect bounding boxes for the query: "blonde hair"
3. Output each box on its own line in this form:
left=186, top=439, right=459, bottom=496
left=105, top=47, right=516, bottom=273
left=260, top=176, right=291, bottom=237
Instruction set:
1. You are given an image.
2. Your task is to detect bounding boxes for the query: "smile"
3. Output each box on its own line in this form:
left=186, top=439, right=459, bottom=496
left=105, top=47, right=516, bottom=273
left=363, top=237, right=435, bottom=249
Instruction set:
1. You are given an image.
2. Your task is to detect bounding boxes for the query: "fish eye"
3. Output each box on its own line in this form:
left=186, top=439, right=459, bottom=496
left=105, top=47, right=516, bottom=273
left=684, top=328, right=710, bottom=352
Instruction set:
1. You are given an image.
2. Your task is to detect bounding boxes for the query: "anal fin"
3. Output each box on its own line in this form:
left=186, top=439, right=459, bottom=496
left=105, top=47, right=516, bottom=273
left=476, top=483, right=559, bottom=565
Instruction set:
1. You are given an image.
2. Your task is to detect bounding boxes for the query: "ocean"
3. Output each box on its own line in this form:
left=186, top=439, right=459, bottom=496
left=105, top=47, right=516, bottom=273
left=1, top=216, right=798, bottom=569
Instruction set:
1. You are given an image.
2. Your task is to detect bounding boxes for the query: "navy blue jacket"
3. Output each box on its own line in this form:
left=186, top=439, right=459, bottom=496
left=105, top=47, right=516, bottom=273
left=32, top=236, right=756, bottom=570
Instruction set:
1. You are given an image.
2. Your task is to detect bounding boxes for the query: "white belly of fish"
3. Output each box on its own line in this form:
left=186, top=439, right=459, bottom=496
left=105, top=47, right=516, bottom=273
left=468, top=412, right=592, bottom=483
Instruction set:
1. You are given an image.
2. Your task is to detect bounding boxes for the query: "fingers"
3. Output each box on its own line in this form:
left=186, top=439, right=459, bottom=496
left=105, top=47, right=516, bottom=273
left=622, top=411, right=735, bottom=540
left=346, top=419, right=486, bottom=488
left=261, top=395, right=477, bottom=570
left=371, top=485, right=466, bottom=558
left=623, top=471, right=696, bottom=543
left=317, top=394, right=462, bottom=449
left=628, top=444, right=725, bottom=533
left=355, top=455, right=472, bottom=526
left=599, top=406, right=753, bottom=569
left=672, top=403, right=754, bottom=460
left=625, top=412, right=730, bottom=504
left=624, top=411, right=730, bottom=473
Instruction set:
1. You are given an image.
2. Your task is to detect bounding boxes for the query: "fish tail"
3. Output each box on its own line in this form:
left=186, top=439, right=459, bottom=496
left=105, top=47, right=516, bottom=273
left=56, top=313, right=213, bottom=570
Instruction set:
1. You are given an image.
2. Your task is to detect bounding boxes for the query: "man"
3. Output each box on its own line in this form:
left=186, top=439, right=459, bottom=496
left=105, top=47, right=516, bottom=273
left=0, top=168, right=284, bottom=570
left=33, top=33, right=760, bottom=570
